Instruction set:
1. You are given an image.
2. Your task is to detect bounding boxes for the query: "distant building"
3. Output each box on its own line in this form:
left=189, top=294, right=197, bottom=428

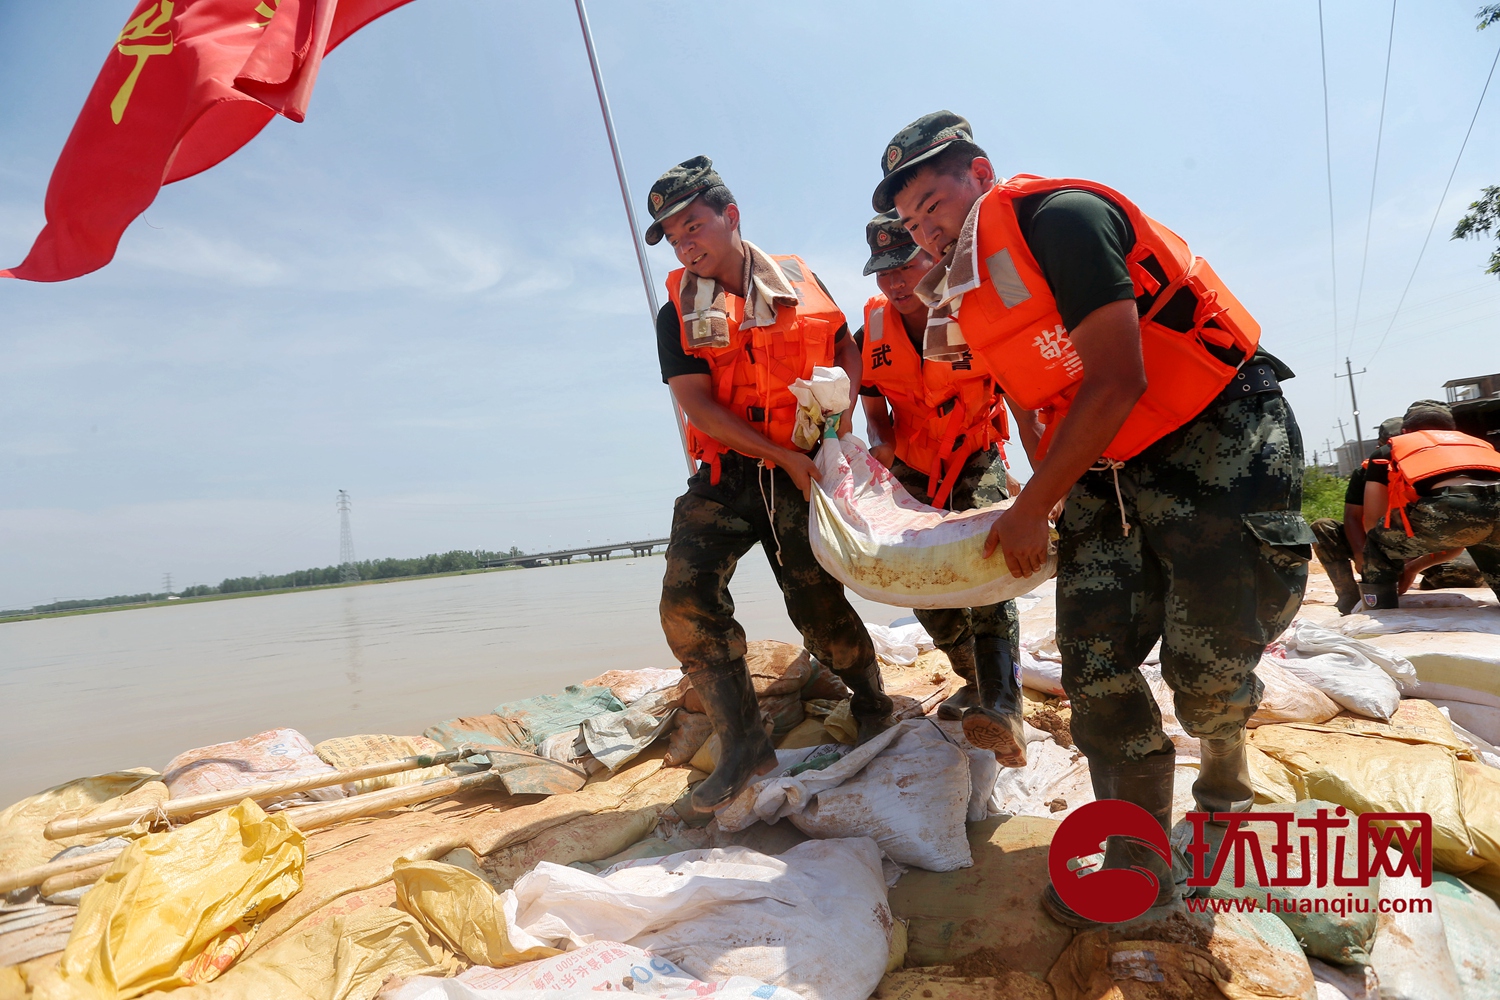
left=1444, top=373, right=1500, bottom=404
left=1336, top=439, right=1379, bottom=478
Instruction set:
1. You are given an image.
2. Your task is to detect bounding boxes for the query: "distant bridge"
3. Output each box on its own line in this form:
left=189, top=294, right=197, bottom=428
left=481, top=537, right=670, bottom=568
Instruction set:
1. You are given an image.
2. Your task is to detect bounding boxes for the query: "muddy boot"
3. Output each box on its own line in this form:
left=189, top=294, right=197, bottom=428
left=1193, top=728, right=1255, bottom=820
left=688, top=660, right=778, bottom=812
left=961, top=636, right=1027, bottom=767
left=1043, top=751, right=1178, bottom=928
left=936, top=640, right=979, bottom=721
left=838, top=657, right=895, bottom=744
left=1360, top=582, right=1399, bottom=610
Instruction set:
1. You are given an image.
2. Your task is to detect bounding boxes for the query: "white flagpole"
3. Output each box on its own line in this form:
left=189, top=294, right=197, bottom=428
left=573, top=0, right=695, bottom=475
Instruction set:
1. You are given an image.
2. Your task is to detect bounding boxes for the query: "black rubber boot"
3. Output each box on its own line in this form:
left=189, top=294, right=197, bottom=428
left=1193, top=728, right=1255, bottom=820
left=961, top=636, right=1027, bottom=767
left=1043, top=751, right=1179, bottom=928
left=838, top=657, right=895, bottom=745
left=1324, top=560, right=1362, bottom=615
left=1360, top=582, right=1399, bottom=610
left=936, top=640, right=979, bottom=721
left=687, top=660, right=777, bottom=812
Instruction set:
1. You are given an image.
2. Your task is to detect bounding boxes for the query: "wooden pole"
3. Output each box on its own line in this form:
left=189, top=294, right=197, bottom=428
left=0, top=768, right=506, bottom=895
left=44, top=746, right=476, bottom=840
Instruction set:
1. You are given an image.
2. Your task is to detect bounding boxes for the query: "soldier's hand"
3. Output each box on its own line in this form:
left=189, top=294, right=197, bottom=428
left=871, top=443, right=895, bottom=468
left=835, top=410, right=853, bottom=439
left=984, top=504, right=1051, bottom=578
left=780, top=452, right=821, bottom=500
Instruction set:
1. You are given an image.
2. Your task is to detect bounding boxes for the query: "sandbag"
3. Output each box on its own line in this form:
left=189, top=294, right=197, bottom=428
left=714, top=720, right=981, bottom=871
left=53, top=799, right=304, bottom=998
left=1173, top=799, right=1378, bottom=965
left=1047, top=929, right=1231, bottom=1000
left=581, top=668, right=684, bottom=705
left=1369, top=848, right=1465, bottom=1000
left=0, top=769, right=164, bottom=878
left=314, top=734, right=451, bottom=794
left=810, top=435, right=1054, bottom=609
left=662, top=712, right=713, bottom=767
left=501, top=839, right=892, bottom=1000
left=391, top=859, right=560, bottom=968
left=447, top=941, right=691, bottom=992
left=1430, top=872, right=1500, bottom=998
left=159, top=906, right=455, bottom=1000
left=1272, top=621, right=1414, bottom=719
left=424, top=715, right=532, bottom=752
left=493, top=686, right=625, bottom=743
left=1248, top=716, right=1500, bottom=882
left=865, top=622, right=933, bottom=667
left=162, top=728, right=344, bottom=803
left=1250, top=656, right=1341, bottom=727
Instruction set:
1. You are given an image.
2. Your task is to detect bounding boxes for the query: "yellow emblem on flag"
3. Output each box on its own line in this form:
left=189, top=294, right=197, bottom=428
left=111, top=1, right=175, bottom=125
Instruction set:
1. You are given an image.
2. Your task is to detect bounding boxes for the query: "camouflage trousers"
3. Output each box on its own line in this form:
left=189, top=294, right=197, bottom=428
left=1056, top=392, right=1311, bottom=766
left=889, top=445, right=1021, bottom=675
left=1363, top=485, right=1500, bottom=600
left=1310, top=516, right=1361, bottom=609
left=660, top=450, right=876, bottom=683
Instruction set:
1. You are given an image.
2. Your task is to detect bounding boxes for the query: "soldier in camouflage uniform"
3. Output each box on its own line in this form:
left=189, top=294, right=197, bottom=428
left=855, top=213, right=1024, bottom=756
left=1361, top=401, right=1500, bottom=608
left=647, top=157, right=893, bottom=813
left=873, top=111, right=1313, bottom=926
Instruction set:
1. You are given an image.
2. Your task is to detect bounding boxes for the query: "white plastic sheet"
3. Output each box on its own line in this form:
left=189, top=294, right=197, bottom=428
left=809, top=436, right=1054, bottom=609
left=864, top=621, right=934, bottom=666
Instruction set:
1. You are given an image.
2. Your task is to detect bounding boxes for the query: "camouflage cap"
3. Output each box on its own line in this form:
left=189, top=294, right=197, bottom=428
left=1377, top=416, right=1404, bottom=444
left=862, top=211, right=921, bottom=275
left=872, top=111, right=975, bottom=213
left=1401, top=399, right=1456, bottom=433
left=644, top=155, right=723, bottom=246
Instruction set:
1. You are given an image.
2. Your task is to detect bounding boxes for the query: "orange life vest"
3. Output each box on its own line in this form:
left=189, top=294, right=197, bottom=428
left=952, top=175, right=1261, bottom=462
left=860, top=294, right=1006, bottom=507
left=667, top=255, right=842, bottom=482
left=1378, top=430, right=1500, bottom=535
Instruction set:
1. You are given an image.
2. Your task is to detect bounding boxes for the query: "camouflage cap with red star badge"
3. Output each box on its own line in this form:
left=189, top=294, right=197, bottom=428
left=872, top=111, right=974, bottom=213
left=644, top=155, right=724, bottom=246
left=863, top=211, right=921, bottom=275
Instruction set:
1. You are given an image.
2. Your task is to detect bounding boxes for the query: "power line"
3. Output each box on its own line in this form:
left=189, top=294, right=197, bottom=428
left=1370, top=33, right=1500, bottom=361
left=1349, top=0, right=1398, bottom=355
left=1317, top=0, right=1341, bottom=367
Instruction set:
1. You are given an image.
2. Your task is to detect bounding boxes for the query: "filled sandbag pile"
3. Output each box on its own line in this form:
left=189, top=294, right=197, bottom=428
left=4, top=563, right=1500, bottom=1000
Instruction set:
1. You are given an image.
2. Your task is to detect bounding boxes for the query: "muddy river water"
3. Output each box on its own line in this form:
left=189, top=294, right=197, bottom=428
left=0, top=555, right=896, bottom=806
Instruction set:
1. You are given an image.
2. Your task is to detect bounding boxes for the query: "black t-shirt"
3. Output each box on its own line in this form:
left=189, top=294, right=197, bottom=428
left=656, top=271, right=849, bottom=384
left=1014, top=189, right=1138, bottom=332
left=1344, top=465, right=1367, bottom=506
left=1365, top=444, right=1393, bottom=487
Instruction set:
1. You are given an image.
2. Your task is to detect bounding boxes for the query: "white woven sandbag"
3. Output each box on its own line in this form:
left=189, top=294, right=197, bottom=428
left=810, top=436, right=1054, bottom=609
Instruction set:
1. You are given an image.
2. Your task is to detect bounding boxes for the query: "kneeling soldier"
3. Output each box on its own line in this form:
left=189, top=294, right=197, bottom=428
left=1361, top=400, right=1500, bottom=608
left=856, top=211, right=1026, bottom=765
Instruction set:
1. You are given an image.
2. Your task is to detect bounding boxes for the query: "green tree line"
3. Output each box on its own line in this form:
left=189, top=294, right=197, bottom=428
left=6, top=547, right=526, bottom=617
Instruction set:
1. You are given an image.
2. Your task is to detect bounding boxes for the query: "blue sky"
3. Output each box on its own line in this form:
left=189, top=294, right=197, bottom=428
left=2, top=0, right=1498, bottom=609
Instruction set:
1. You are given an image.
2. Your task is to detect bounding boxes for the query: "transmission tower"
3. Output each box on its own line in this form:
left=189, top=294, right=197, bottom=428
left=337, top=490, right=360, bottom=583
left=161, top=572, right=173, bottom=595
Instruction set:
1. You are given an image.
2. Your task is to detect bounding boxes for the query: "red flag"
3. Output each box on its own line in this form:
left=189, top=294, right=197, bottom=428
left=3, top=0, right=413, bottom=282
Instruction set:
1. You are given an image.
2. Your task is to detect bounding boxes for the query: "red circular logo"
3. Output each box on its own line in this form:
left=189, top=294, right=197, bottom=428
left=1048, top=799, right=1170, bottom=923
left=886, top=145, right=901, bottom=169
left=877, top=231, right=890, bottom=246
left=650, top=192, right=664, bottom=211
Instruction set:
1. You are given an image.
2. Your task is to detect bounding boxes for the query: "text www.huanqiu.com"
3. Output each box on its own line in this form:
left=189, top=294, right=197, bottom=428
left=1185, top=895, right=1432, bottom=915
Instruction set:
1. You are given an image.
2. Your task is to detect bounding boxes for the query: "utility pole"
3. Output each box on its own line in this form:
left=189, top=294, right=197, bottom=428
left=338, top=490, right=360, bottom=583
left=1334, top=357, right=1368, bottom=457
left=161, top=572, right=172, bottom=595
